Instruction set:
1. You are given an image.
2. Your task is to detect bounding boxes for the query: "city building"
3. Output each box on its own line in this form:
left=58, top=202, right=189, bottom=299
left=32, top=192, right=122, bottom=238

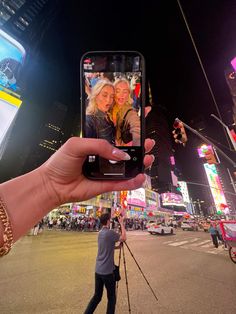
left=145, top=105, right=174, bottom=193
left=0, top=0, right=58, bottom=47
left=23, top=101, right=67, bottom=172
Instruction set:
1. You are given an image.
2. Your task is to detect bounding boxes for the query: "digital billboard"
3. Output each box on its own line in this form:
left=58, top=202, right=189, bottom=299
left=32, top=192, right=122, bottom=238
left=0, top=90, right=22, bottom=146
left=127, top=188, right=146, bottom=207
left=203, top=163, right=227, bottom=211
left=231, top=56, right=236, bottom=71
left=0, top=29, right=26, bottom=93
left=161, top=193, right=185, bottom=207
left=197, top=144, right=212, bottom=158
left=0, top=30, right=25, bottom=157
left=178, top=181, right=190, bottom=203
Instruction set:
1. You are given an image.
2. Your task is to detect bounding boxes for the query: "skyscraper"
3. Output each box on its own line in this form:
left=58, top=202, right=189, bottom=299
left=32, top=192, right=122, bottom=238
left=23, top=101, right=68, bottom=172
left=145, top=105, right=174, bottom=193
left=0, top=0, right=57, bottom=44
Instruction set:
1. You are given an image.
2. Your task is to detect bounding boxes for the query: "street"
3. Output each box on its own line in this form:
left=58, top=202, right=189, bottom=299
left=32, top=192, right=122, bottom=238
left=0, top=228, right=236, bottom=314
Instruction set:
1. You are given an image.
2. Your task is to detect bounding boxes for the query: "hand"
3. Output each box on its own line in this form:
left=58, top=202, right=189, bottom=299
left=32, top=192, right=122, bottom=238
left=39, top=137, right=155, bottom=206
left=118, top=215, right=125, bottom=225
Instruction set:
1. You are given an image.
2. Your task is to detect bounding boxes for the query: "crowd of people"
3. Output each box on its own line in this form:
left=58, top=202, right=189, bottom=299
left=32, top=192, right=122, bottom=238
left=31, top=216, right=153, bottom=234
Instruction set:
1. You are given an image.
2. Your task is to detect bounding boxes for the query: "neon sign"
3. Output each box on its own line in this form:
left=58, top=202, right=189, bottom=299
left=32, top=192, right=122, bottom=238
left=203, top=163, right=227, bottom=211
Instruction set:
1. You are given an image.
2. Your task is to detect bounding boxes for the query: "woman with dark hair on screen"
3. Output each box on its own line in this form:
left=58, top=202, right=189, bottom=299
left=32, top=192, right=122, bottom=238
left=85, top=80, right=115, bottom=145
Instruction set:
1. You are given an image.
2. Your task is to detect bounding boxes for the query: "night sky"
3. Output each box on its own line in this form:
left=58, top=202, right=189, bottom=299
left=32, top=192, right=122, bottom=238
left=2, top=0, right=236, bottom=204
left=58, top=0, right=236, bottom=202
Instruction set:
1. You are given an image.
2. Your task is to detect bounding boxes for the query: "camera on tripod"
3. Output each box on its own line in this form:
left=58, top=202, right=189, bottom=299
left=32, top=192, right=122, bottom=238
left=113, top=213, right=122, bottom=223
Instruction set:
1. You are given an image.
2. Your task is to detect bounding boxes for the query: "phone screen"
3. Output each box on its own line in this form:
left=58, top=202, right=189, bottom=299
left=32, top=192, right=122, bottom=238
left=81, top=51, right=145, bottom=179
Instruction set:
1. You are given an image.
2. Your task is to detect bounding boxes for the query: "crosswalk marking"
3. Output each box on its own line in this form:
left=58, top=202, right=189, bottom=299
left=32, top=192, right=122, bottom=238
left=163, top=240, right=175, bottom=244
left=191, top=240, right=211, bottom=247
left=169, top=241, right=189, bottom=246
left=163, top=237, right=228, bottom=256
left=188, top=238, right=200, bottom=243
left=201, top=242, right=214, bottom=248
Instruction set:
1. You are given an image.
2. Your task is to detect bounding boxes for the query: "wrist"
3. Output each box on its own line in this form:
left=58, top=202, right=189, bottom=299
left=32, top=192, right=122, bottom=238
left=0, top=167, right=59, bottom=242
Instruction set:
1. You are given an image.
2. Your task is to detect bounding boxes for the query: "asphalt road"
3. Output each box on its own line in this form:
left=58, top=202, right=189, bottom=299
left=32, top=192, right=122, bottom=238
left=0, top=228, right=236, bottom=314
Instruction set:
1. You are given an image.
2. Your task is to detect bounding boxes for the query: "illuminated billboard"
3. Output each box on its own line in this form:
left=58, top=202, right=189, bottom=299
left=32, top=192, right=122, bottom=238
left=0, top=30, right=25, bottom=157
left=197, top=144, right=212, bottom=158
left=0, top=29, right=26, bottom=93
left=161, top=193, right=185, bottom=207
left=203, top=163, right=227, bottom=211
left=231, top=56, right=236, bottom=71
left=0, top=90, right=22, bottom=146
left=178, top=181, right=190, bottom=203
left=127, top=188, right=146, bottom=207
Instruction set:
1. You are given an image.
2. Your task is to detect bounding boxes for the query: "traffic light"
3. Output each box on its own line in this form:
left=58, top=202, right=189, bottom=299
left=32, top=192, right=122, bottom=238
left=204, top=148, right=217, bottom=165
left=172, top=120, right=188, bottom=145
left=176, top=184, right=181, bottom=192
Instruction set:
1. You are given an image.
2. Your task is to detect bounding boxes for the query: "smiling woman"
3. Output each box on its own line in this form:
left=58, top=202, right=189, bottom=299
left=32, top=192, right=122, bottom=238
left=85, top=80, right=116, bottom=145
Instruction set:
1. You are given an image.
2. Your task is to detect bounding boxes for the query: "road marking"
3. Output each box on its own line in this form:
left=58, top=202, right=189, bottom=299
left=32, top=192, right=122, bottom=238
left=188, top=238, right=200, bottom=243
left=201, top=243, right=214, bottom=248
left=191, top=240, right=211, bottom=247
left=206, top=250, right=218, bottom=254
left=169, top=241, right=189, bottom=246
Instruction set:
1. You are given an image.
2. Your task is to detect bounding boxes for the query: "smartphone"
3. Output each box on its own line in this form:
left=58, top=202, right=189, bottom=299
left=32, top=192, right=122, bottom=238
left=80, top=51, right=145, bottom=180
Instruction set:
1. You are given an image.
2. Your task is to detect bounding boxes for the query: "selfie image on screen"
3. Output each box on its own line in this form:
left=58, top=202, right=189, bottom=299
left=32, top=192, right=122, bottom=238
left=83, top=68, right=142, bottom=147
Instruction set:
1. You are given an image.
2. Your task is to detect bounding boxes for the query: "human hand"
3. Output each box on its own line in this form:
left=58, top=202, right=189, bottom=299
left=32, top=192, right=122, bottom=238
left=118, top=215, right=125, bottom=225
left=39, top=137, right=155, bottom=206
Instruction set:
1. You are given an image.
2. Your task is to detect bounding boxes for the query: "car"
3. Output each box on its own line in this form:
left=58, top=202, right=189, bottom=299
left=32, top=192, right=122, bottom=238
left=181, top=221, right=198, bottom=231
left=148, top=223, right=174, bottom=235
left=146, top=220, right=156, bottom=229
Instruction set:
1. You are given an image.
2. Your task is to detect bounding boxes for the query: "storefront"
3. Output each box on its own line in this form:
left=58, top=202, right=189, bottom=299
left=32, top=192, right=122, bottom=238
left=127, top=188, right=146, bottom=218
left=145, top=189, right=158, bottom=217
left=156, top=208, right=174, bottom=223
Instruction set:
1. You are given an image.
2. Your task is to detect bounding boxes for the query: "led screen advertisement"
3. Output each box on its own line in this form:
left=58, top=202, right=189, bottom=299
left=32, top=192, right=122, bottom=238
left=178, top=181, right=190, bottom=203
left=203, top=163, right=227, bottom=211
left=0, top=90, right=22, bottom=146
left=161, top=193, right=185, bottom=207
left=0, top=30, right=25, bottom=152
left=197, top=144, right=212, bottom=158
left=127, top=188, right=146, bottom=207
left=0, top=29, right=26, bottom=93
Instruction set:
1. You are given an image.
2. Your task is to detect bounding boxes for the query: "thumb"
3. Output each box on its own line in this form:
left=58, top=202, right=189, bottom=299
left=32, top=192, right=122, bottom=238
left=61, top=137, right=131, bottom=161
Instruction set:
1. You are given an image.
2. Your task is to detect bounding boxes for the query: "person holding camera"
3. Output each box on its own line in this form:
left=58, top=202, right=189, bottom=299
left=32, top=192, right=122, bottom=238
left=84, top=212, right=126, bottom=314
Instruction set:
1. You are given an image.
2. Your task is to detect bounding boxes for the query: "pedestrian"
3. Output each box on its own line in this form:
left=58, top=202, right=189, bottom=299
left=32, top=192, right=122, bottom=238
left=209, top=223, right=219, bottom=248
left=84, top=213, right=126, bottom=314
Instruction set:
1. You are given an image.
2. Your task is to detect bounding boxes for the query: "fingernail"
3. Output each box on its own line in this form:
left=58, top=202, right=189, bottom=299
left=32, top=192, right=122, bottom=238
left=146, top=106, right=152, bottom=113
left=112, top=148, right=131, bottom=160
left=151, top=139, right=156, bottom=146
left=151, top=154, right=155, bottom=162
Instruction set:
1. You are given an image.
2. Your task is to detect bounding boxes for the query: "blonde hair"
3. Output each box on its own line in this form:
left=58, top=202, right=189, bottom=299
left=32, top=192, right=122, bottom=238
left=86, top=79, right=114, bottom=115
left=113, top=78, right=133, bottom=106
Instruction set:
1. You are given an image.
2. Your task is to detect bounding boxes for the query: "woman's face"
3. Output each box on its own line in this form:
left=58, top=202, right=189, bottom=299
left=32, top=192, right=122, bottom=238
left=115, top=81, right=130, bottom=107
left=96, top=85, right=114, bottom=112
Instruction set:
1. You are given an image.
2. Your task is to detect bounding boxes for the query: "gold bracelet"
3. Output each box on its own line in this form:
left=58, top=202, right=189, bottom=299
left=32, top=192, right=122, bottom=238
left=0, top=198, right=14, bottom=257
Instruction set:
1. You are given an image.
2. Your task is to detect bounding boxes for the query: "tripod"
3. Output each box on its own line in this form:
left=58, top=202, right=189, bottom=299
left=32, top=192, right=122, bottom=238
left=116, top=241, right=158, bottom=313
